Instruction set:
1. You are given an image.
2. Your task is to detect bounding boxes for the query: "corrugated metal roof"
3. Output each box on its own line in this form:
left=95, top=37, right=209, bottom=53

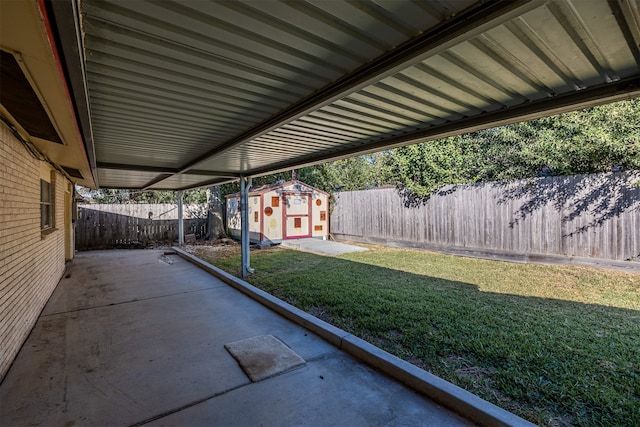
left=97, top=168, right=163, bottom=189
left=74, top=0, right=640, bottom=190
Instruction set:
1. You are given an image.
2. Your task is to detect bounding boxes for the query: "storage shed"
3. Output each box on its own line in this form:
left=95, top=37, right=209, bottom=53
left=226, top=180, right=329, bottom=245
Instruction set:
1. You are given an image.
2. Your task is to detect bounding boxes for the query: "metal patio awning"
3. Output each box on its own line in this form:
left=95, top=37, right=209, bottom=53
left=47, top=0, right=640, bottom=190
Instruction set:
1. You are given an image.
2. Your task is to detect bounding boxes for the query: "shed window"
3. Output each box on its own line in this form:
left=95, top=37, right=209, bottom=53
left=40, top=179, right=52, bottom=229
left=271, top=196, right=279, bottom=207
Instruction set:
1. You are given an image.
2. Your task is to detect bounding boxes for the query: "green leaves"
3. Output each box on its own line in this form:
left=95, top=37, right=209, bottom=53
left=381, top=99, right=640, bottom=198
left=81, top=188, right=208, bottom=204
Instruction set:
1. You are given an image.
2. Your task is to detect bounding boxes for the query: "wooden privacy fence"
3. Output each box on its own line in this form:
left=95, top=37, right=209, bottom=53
left=331, top=171, right=640, bottom=262
left=75, top=204, right=208, bottom=250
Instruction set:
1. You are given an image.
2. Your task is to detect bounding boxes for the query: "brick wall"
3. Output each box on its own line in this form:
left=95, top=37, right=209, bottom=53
left=0, top=121, right=70, bottom=381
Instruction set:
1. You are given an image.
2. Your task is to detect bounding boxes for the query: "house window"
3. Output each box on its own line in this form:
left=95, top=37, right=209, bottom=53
left=320, top=211, right=327, bottom=221
left=271, top=196, right=279, bottom=207
left=254, top=211, right=259, bottom=222
left=294, top=218, right=301, bottom=228
left=40, top=179, right=52, bottom=229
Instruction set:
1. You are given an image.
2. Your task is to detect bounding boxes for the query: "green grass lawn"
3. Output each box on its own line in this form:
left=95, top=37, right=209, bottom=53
left=192, top=244, right=640, bottom=426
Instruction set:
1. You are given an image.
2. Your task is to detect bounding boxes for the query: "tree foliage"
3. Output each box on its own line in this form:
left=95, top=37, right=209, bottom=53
left=381, top=99, right=640, bottom=196
left=79, top=188, right=208, bottom=204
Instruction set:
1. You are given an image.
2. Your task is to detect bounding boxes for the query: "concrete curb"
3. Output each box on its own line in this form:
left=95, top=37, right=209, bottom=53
left=172, top=247, right=536, bottom=427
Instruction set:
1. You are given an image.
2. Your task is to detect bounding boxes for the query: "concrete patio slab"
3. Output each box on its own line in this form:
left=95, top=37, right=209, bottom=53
left=42, top=250, right=214, bottom=316
left=0, top=249, right=474, bottom=427
left=280, top=238, right=368, bottom=256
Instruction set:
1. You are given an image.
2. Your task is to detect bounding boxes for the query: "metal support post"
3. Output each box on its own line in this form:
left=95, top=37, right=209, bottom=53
left=177, top=190, right=184, bottom=246
left=240, top=176, right=253, bottom=278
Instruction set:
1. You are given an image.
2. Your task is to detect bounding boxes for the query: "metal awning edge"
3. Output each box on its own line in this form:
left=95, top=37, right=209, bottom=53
left=243, top=77, right=640, bottom=179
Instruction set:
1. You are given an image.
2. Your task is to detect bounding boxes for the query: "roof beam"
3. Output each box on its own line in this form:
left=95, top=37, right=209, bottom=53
left=141, top=174, right=174, bottom=190
left=97, top=162, right=178, bottom=174
left=173, top=177, right=237, bottom=191
left=97, top=162, right=238, bottom=177
left=139, top=171, right=239, bottom=190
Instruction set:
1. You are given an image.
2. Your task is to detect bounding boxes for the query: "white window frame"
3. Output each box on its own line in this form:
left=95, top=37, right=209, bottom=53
left=40, top=179, right=52, bottom=230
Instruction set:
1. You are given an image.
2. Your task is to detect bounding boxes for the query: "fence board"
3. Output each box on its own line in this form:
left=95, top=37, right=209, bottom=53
left=75, top=204, right=208, bottom=250
left=331, top=172, right=640, bottom=262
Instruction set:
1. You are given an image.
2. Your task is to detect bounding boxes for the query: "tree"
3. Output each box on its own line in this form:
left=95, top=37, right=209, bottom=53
left=381, top=137, right=484, bottom=196
left=298, top=154, right=383, bottom=192
left=76, top=188, right=208, bottom=204
left=85, top=188, right=131, bottom=203
left=205, top=186, right=225, bottom=239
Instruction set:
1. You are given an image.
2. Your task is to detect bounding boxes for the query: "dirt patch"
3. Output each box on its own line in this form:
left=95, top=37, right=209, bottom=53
left=545, top=414, right=577, bottom=427
left=444, top=354, right=471, bottom=369
left=455, top=365, right=497, bottom=380
left=407, top=357, right=432, bottom=372
left=184, top=241, right=241, bottom=261
left=306, top=306, right=333, bottom=323
left=385, top=328, right=403, bottom=339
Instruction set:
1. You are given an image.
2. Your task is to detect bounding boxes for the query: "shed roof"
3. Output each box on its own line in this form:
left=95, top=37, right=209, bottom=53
left=226, top=180, right=330, bottom=199
left=3, top=0, right=639, bottom=190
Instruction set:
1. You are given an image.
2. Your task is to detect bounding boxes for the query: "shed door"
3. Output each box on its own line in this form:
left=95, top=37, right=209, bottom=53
left=283, top=193, right=311, bottom=239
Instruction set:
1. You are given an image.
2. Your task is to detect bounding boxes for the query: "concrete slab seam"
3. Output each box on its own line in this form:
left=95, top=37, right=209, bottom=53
left=171, top=247, right=536, bottom=427
left=172, top=248, right=349, bottom=347
left=128, top=382, right=251, bottom=427
left=40, top=287, right=219, bottom=318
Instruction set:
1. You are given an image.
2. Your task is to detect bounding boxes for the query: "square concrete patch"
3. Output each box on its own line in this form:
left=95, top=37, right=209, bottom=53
left=224, top=335, right=305, bottom=382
